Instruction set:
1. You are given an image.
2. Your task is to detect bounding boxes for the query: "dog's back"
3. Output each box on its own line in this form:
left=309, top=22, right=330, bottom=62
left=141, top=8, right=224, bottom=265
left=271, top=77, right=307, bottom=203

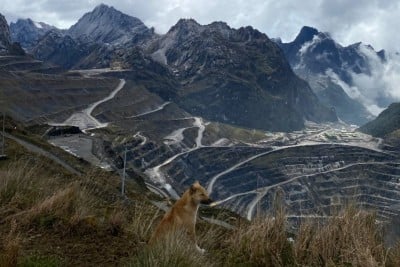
left=149, top=181, right=212, bottom=248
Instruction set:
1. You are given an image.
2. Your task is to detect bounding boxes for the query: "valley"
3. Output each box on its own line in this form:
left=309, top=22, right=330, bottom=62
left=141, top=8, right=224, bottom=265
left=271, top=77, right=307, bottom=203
left=1, top=4, right=399, bottom=229
left=2, top=3, right=400, bottom=266
left=42, top=70, right=398, bottom=224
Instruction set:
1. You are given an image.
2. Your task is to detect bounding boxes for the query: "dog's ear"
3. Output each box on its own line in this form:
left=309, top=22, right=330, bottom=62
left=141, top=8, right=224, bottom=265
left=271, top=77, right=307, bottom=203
left=194, top=181, right=200, bottom=186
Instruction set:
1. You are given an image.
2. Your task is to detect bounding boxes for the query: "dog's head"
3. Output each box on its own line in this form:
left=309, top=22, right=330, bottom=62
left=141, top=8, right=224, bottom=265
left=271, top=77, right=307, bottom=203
left=189, top=181, right=213, bottom=205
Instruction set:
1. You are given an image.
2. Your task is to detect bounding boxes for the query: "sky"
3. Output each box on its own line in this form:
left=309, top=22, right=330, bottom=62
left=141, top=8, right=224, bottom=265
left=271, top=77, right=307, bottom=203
left=1, top=0, right=399, bottom=52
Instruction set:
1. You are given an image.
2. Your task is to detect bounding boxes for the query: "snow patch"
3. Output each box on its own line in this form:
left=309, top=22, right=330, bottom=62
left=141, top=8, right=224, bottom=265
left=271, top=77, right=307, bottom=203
left=34, top=21, right=43, bottom=29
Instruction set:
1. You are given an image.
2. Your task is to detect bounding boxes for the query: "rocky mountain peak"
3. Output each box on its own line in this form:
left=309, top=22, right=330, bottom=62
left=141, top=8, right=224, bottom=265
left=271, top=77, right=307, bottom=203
left=93, top=3, right=111, bottom=12
left=294, top=26, right=319, bottom=45
left=277, top=26, right=391, bottom=125
left=147, top=19, right=337, bottom=131
left=68, top=3, right=153, bottom=45
left=168, top=18, right=202, bottom=35
left=10, top=18, right=59, bottom=50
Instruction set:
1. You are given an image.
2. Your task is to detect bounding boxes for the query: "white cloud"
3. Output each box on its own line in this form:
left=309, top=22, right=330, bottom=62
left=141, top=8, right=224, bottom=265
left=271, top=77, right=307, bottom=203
left=1, top=0, right=400, bottom=52
left=326, top=46, right=400, bottom=116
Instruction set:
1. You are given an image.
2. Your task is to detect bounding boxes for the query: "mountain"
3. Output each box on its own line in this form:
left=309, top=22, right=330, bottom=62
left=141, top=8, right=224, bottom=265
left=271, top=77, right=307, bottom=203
left=1, top=6, right=400, bottom=237
left=144, top=19, right=337, bottom=131
left=0, top=13, right=24, bottom=55
left=30, top=30, right=108, bottom=69
left=32, top=9, right=337, bottom=131
left=67, top=4, right=154, bottom=45
left=359, top=102, right=400, bottom=137
left=10, top=18, right=60, bottom=50
left=30, top=4, right=155, bottom=69
left=277, top=26, right=384, bottom=125
left=0, top=13, right=12, bottom=53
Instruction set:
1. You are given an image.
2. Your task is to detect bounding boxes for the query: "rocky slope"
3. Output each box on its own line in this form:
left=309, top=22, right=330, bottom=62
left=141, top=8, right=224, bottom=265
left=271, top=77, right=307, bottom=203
left=359, top=102, right=400, bottom=137
left=67, top=4, right=154, bottom=46
left=10, top=18, right=60, bottom=50
left=277, top=26, right=384, bottom=125
left=28, top=5, right=337, bottom=131
left=0, top=13, right=11, bottom=53
left=30, top=30, right=109, bottom=69
left=143, top=19, right=337, bottom=131
left=0, top=13, right=24, bottom=55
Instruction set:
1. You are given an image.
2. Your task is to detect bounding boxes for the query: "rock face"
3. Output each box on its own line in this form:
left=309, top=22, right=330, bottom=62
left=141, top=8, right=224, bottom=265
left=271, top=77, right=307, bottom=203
left=145, top=20, right=337, bottom=131
left=277, top=26, right=384, bottom=125
left=30, top=30, right=95, bottom=69
left=10, top=18, right=59, bottom=50
left=359, top=102, right=400, bottom=137
left=17, top=5, right=338, bottom=131
left=0, top=13, right=11, bottom=53
left=29, top=4, right=155, bottom=69
left=0, top=13, right=24, bottom=56
left=67, top=4, right=154, bottom=45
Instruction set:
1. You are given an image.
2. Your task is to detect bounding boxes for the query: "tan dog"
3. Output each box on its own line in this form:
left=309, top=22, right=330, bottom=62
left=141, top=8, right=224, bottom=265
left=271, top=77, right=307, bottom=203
left=149, top=181, right=213, bottom=253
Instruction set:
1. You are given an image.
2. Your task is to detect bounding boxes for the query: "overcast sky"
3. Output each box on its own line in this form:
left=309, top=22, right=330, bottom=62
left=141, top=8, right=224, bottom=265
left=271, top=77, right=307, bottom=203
left=1, top=0, right=399, bottom=52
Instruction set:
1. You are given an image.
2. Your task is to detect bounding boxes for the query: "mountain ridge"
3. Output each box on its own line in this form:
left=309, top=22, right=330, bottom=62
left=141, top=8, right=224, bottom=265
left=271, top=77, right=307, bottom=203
left=10, top=18, right=60, bottom=50
left=67, top=3, right=154, bottom=46
left=13, top=5, right=339, bottom=131
left=143, top=18, right=337, bottom=131
left=277, top=26, right=387, bottom=125
left=359, top=102, right=400, bottom=137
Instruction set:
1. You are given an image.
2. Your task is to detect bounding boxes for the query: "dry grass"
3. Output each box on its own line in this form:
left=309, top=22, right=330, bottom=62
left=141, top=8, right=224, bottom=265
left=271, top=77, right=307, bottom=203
left=208, top=196, right=398, bottom=267
left=129, top=230, right=214, bottom=267
left=0, top=141, right=161, bottom=265
left=387, top=242, right=400, bottom=267
left=293, top=207, right=387, bottom=266
left=0, top=160, right=44, bottom=209
left=127, top=202, right=161, bottom=245
left=1, top=140, right=400, bottom=266
left=223, top=201, right=293, bottom=266
left=0, top=220, right=20, bottom=267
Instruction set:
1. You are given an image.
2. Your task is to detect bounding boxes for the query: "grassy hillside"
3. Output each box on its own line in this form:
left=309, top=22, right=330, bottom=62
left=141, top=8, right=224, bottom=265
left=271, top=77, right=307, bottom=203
left=1, top=122, right=400, bottom=266
left=359, top=103, right=400, bottom=137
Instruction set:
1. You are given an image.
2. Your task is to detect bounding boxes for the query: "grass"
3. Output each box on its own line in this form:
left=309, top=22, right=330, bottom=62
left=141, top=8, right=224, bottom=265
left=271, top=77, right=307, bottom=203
left=1, top=132, right=400, bottom=266
left=0, top=138, right=161, bottom=266
left=129, top=231, right=214, bottom=267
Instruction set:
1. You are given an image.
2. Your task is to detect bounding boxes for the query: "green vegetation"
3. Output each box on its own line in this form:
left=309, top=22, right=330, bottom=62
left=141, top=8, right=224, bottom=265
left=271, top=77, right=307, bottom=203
left=206, top=122, right=267, bottom=144
left=359, top=102, right=400, bottom=137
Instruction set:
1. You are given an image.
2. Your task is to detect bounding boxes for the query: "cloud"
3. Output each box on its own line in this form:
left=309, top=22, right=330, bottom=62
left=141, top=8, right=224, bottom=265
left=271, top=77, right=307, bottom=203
left=1, top=0, right=400, bottom=52
left=351, top=46, right=400, bottom=107
left=327, top=46, right=400, bottom=116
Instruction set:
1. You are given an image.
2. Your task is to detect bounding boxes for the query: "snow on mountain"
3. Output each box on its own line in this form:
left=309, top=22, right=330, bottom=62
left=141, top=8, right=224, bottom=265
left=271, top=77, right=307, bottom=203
left=10, top=18, right=60, bottom=50
left=277, top=26, right=398, bottom=125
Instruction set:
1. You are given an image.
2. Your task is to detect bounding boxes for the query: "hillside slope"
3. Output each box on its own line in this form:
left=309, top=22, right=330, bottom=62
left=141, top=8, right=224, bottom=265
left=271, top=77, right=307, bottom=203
left=359, top=102, right=400, bottom=137
left=25, top=5, right=338, bottom=131
left=277, top=26, right=383, bottom=125
left=145, top=19, right=338, bottom=131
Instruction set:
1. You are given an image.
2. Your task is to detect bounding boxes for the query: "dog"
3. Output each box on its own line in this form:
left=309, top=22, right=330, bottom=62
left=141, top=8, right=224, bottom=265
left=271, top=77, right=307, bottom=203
left=149, top=181, right=213, bottom=253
